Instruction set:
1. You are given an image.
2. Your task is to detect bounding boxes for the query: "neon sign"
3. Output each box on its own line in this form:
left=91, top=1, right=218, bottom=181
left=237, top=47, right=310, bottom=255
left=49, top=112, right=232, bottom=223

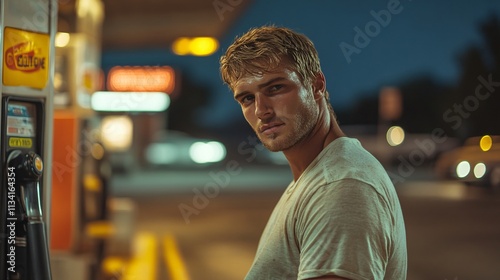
left=107, top=66, right=175, bottom=93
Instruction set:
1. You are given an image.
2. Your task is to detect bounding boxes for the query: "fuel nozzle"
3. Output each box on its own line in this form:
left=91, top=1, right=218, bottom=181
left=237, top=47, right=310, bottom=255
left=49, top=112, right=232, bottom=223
left=8, top=150, right=43, bottom=182
left=7, top=150, right=44, bottom=220
left=7, top=151, right=53, bottom=279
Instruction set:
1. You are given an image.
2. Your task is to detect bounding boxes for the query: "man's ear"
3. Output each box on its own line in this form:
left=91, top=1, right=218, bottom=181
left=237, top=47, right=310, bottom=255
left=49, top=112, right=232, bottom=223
left=312, top=72, right=326, bottom=100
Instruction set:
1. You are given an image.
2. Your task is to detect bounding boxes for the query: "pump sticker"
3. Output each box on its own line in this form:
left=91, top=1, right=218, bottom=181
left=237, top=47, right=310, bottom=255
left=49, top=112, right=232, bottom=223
left=7, top=103, right=36, bottom=137
left=2, top=27, right=50, bottom=89
left=9, top=137, right=33, bottom=148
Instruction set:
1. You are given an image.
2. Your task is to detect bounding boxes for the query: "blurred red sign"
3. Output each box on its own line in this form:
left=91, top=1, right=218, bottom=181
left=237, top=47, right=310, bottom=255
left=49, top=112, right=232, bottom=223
left=379, top=87, right=402, bottom=121
left=107, top=66, right=175, bottom=93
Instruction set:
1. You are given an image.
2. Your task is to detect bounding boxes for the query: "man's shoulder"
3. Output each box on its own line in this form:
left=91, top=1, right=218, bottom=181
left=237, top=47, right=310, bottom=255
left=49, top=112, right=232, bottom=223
left=316, top=137, right=388, bottom=183
left=299, top=137, right=396, bottom=202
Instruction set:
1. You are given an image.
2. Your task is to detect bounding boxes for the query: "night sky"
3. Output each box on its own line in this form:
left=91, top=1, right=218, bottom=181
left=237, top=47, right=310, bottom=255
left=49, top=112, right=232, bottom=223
left=102, top=0, right=500, bottom=131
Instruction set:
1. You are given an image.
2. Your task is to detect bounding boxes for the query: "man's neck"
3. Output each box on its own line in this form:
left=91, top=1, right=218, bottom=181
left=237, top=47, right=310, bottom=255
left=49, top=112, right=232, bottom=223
left=284, top=112, right=345, bottom=181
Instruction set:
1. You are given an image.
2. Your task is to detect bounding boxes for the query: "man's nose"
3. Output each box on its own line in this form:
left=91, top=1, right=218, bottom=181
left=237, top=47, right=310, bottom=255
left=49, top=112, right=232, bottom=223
left=254, top=94, right=273, bottom=119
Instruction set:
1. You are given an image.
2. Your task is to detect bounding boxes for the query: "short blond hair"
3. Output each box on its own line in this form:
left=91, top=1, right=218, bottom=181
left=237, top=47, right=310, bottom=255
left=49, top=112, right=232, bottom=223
left=220, top=26, right=322, bottom=91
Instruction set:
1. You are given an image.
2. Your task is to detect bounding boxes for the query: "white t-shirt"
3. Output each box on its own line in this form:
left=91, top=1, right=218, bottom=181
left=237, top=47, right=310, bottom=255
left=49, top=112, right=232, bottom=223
left=245, top=137, right=407, bottom=280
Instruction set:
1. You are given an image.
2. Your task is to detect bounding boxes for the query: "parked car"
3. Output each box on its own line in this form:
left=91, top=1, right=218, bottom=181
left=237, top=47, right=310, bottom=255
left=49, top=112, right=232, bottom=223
left=435, top=135, right=500, bottom=190
left=145, top=130, right=227, bottom=168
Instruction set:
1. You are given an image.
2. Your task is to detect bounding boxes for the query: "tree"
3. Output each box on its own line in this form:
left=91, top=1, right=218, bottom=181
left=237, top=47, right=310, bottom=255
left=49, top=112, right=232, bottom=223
left=450, top=14, right=500, bottom=139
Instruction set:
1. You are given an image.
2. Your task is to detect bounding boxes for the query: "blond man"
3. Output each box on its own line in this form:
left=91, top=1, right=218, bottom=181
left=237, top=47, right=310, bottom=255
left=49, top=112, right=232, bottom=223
left=220, top=26, right=407, bottom=280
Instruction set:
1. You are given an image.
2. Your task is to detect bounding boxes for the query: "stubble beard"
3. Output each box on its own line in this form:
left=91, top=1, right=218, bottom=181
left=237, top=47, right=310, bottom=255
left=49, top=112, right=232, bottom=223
left=258, top=101, right=319, bottom=152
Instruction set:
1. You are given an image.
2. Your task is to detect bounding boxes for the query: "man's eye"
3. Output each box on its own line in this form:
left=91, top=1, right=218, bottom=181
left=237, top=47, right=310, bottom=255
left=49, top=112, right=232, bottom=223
left=269, top=84, right=283, bottom=92
left=240, top=95, right=254, bottom=105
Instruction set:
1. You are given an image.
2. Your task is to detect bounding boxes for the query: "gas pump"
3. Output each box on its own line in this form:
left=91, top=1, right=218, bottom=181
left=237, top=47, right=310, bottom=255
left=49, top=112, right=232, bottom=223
left=4, top=101, right=51, bottom=280
left=0, top=0, right=57, bottom=279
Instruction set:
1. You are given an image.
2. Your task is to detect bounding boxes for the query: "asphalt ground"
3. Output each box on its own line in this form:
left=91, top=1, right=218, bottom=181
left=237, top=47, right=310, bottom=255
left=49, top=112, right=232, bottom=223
left=108, top=166, right=500, bottom=280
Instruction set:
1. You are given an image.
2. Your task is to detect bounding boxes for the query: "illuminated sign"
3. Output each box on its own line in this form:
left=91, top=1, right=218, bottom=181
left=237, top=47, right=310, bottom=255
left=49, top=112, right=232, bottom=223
left=2, top=27, right=50, bottom=89
left=91, top=91, right=170, bottom=112
left=107, top=66, right=175, bottom=93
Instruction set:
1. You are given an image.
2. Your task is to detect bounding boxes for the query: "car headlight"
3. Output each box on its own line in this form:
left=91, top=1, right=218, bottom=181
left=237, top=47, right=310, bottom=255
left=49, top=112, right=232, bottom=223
left=456, top=161, right=470, bottom=178
left=189, top=141, right=226, bottom=164
left=473, top=163, right=487, bottom=179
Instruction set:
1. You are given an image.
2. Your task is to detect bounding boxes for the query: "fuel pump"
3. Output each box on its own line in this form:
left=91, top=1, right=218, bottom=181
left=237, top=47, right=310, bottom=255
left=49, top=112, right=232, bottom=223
left=4, top=101, right=51, bottom=280
left=0, top=0, right=57, bottom=279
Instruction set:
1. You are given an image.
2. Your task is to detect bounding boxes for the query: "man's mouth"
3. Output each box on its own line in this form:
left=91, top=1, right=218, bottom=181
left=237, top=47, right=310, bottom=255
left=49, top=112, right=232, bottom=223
left=260, top=123, right=284, bottom=135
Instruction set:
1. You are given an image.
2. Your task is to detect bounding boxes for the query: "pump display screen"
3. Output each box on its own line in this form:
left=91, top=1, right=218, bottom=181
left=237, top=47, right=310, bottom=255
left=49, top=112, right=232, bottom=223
left=7, top=102, right=36, bottom=137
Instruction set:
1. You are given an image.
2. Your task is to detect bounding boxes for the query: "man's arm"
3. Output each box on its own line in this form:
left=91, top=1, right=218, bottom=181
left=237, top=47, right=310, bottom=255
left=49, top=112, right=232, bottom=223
left=297, top=180, right=391, bottom=280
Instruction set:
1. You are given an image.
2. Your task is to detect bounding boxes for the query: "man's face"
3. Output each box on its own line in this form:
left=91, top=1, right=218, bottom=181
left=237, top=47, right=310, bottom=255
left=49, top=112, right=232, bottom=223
left=233, top=66, right=319, bottom=152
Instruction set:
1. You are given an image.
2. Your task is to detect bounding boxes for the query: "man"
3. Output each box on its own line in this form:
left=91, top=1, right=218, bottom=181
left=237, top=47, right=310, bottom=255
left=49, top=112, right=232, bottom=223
left=219, top=26, right=407, bottom=280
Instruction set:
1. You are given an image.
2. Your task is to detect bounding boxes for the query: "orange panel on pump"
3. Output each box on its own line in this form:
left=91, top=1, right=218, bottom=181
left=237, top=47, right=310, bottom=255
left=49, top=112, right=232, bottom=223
left=50, top=111, right=79, bottom=251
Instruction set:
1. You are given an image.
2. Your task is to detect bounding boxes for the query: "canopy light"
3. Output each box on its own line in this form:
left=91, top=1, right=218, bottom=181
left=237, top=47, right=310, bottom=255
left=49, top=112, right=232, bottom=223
left=100, top=115, right=133, bottom=151
left=91, top=91, right=170, bottom=112
left=107, top=66, right=175, bottom=93
left=172, top=37, right=219, bottom=56
left=55, top=32, right=70, bottom=47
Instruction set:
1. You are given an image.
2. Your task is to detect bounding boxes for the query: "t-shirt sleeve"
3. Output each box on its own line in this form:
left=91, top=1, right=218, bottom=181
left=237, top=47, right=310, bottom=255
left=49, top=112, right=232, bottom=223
left=296, top=179, right=393, bottom=280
